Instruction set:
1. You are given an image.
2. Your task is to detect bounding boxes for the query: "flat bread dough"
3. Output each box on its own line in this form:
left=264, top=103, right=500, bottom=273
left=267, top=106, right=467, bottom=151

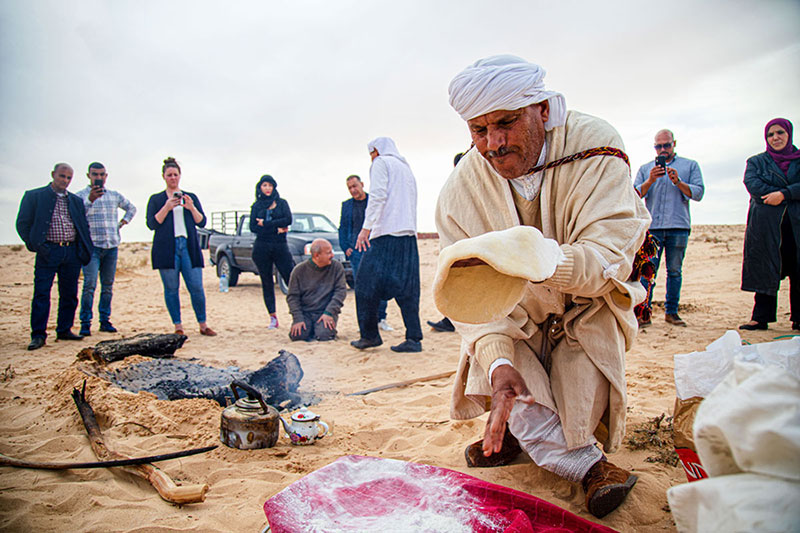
left=433, top=226, right=561, bottom=324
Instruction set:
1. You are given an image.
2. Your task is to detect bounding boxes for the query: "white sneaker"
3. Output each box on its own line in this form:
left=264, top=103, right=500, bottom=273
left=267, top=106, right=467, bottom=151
left=378, top=319, right=394, bottom=331
left=268, top=316, right=279, bottom=329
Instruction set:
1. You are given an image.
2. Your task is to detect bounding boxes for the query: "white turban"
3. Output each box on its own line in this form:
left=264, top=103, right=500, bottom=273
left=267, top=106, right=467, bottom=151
left=367, top=137, right=408, bottom=165
left=448, top=55, right=567, bottom=130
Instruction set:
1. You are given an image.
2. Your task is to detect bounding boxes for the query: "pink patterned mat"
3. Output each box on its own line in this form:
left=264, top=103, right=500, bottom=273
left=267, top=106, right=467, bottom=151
left=264, top=455, right=617, bottom=532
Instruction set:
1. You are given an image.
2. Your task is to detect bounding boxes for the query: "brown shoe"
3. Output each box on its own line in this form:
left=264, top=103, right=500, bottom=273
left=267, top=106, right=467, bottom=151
left=200, top=326, right=217, bottom=336
left=582, top=460, right=638, bottom=518
left=465, top=425, right=522, bottom=467
left=664, top=313, right=687, bottom=327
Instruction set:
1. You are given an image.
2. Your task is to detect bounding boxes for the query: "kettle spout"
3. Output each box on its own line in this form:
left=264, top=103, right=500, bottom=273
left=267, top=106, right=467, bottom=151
left=279, top=415, right=292, bottom=435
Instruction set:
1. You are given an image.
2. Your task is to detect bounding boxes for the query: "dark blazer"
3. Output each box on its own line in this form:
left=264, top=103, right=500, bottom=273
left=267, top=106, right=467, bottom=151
left=249, top=197, right=292, bottom=243
left=16, top=184, right=93, bottom=264
left=338, top=193, right=368, bottom=252
left=146, top=191, right=206, bottom=270
left=742, top=151, right=800, bottom=293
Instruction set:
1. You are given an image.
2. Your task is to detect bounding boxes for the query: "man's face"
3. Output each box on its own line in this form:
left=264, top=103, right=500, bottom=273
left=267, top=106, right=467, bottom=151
left=51, top=165, right=74, bottom=193
left=88, top=167, right=108, bottom=187
left=370, top=149, right=378, bottom=161
left=654, top=132, right=676, bottom=162
left=313, top=241, right=334, bottom=267
left=347, top=177, right=365, bottom=200
left=467, top=102, right=549, bottom=180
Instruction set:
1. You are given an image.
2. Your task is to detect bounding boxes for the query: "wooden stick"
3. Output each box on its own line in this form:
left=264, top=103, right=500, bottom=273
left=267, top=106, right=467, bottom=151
left=347, top=370, right=455, bottom=396
left=0, top=445, right=217, bottom=470
left=71, top=381, right=209, bottom=505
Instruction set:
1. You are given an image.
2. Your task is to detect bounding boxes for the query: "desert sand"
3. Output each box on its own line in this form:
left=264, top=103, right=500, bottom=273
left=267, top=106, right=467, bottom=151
left=0, top=225, right=793, bottom=532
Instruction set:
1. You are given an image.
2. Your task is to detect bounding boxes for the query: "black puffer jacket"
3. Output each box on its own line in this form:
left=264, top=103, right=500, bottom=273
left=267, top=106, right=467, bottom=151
left=741, top=152, right=800, bottom=293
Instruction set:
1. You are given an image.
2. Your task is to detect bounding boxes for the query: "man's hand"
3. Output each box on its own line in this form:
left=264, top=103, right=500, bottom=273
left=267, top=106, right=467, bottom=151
left=355, top=228, right=371, bottom=252
left=118, top=220, right=128, bottom=229
left=278, top=227, right=289, bottom=234
left=648, top=165, right=666, bottom=183
left=88, top=186, right=105, bottom=202
left=256, top=218, right=264, bottom=226
left=666, top=167, right=680, bottom=185
left=290, top=322, right=306, bottom=337
left=762, top=191, right=785, bottom=206
left=317, top=314, right=335, bottom=330
left=483, top=365, right=535, bottom=456
left=345, top=247, right=353, bottom=257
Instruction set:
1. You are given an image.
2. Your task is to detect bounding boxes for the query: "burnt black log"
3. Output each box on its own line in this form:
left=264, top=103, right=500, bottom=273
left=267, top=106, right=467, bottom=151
left=249, top=349, right=304, bottom=408
left=77, top=333, right=188, bottom=364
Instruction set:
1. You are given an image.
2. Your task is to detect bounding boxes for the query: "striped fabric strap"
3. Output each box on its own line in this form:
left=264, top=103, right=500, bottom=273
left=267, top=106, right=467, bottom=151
left=527, top=146, right=630, bottom=174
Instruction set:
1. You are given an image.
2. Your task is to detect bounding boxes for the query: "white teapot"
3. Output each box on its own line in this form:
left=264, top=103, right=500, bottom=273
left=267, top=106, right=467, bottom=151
left=279, top=407, right=329, bottom=445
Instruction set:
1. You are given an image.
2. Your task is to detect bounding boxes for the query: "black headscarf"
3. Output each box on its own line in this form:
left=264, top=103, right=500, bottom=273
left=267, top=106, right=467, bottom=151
left=254, top=174, right=280, bottom=204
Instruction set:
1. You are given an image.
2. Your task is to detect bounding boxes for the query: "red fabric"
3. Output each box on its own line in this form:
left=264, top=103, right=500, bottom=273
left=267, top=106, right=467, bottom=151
left=264, top=455, right=617, bottom=532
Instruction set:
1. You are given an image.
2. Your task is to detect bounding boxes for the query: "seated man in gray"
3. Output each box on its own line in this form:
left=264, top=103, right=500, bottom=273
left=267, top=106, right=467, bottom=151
left=287, top=238, right=347, bottom=341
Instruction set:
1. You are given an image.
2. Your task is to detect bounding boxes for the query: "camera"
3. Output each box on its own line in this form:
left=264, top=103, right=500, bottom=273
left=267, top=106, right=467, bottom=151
left=173, top=191, right=183, bottom=199
left=93, top=179, right=104, bottom=189
left=655, top=155, right=667, bottom=169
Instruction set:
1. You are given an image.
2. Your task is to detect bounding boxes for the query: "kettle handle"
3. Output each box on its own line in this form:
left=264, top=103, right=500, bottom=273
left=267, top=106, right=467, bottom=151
left=230, top=380, right=270, bottom=414
left=315, top=420, right=329, bottom=439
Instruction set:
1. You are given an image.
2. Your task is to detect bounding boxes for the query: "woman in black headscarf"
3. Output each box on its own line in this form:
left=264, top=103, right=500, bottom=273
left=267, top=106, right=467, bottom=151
left=250, top=175, right=295, bottom=329
left=740, top=118, right=800, bottom=331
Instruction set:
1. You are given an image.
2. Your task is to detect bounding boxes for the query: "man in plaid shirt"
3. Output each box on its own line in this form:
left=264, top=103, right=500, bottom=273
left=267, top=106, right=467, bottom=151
left=75, top=162, right=137, bottom=336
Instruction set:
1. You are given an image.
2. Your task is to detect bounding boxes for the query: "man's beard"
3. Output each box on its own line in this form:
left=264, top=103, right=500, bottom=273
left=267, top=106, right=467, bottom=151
left=486, top=146, right=511, bottom=159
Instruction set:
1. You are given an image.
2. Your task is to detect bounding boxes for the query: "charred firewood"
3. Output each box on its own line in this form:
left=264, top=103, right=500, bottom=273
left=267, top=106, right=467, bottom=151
left=76, top=333, right=188, bottom=364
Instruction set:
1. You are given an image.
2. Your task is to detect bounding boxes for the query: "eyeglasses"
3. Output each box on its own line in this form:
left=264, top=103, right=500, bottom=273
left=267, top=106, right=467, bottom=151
left=654, top=142, right=673, bottom=150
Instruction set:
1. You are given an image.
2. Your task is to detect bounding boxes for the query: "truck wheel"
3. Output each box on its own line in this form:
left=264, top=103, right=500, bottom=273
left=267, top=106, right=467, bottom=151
left=217, top=255, right=240, bottom=287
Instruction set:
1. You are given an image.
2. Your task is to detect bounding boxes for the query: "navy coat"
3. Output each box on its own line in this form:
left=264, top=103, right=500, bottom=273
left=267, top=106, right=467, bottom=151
left=146, top=191, right=206, bottom=270
left=338, top=193, right=368, bottom=252
left=742, top=151, right=800, bottom=293
left=15, top=184, right=93, bottom=265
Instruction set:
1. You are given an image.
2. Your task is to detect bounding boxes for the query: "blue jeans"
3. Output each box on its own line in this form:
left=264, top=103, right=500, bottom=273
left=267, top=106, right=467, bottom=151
left=31, top=242, right=82, bottom=339
left=158, top=237, right=206, bottom=324
left=641, top=229, right=689, bottom=315
left=349, top=248, right=387, bottom=321
left=80, top=247, right=118, bottom=327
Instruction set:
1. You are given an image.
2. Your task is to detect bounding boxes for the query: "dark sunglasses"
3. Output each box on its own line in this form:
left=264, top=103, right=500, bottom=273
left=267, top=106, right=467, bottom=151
left=654, top=142, right=673, bottom=150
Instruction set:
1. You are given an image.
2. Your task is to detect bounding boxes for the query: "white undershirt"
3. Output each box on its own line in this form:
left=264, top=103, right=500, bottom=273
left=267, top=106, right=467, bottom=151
left=172, top=204, right=188, bottom=238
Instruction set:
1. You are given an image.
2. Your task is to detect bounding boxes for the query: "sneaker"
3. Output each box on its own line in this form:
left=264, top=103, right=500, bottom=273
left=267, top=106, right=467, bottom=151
left=378, top=319, right=394, bottom=331
left=350, top=337, right=383, bottom=350
left=268, top=315, right=279, bottom=329
left=390, top=340, right=422, bottom=353
left=79, top=324, right=91, bottom=337
left=99, top=322, right=117, bottom=333
left=582, top=460, right=638, bottom=518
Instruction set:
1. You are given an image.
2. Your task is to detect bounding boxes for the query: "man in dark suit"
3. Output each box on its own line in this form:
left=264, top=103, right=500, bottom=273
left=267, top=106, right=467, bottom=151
left=339, top=174, right=391, bottom=331
left=16, top=163, right=93, bottom=350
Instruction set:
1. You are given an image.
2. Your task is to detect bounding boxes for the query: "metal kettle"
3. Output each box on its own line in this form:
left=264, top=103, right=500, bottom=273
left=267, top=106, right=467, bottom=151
left=220, top=380, right=280, bottom=450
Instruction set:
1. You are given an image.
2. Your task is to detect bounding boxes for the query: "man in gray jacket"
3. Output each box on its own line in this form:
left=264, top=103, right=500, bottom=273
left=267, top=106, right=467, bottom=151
left=287, top=238, right=347, bottom=342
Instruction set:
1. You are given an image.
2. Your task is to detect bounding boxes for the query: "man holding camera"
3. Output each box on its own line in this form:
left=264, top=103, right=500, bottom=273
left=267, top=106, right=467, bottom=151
left=75, top=162, right=137, bottom=336
left=634, top=130, right=704, bottom=327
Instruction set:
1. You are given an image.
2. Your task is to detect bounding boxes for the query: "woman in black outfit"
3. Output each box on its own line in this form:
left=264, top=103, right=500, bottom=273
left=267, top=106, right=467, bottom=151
left=250, top=175, right=294, bottom=329
left=740, top=118, right=800, bottom=331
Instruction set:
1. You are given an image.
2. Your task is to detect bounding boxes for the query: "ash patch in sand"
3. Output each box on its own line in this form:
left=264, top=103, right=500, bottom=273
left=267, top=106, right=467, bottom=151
left=625, top=413, right=680, bottom=466
left=102, top=350, right=318, bottom=411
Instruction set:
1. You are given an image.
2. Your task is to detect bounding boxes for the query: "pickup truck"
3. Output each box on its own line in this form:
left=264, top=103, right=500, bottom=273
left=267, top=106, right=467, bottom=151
left=208, top=211, right=353, bottom=294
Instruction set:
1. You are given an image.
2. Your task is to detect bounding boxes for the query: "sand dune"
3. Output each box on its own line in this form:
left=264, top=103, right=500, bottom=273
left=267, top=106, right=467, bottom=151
left=0, top=225, right=792, bottom=532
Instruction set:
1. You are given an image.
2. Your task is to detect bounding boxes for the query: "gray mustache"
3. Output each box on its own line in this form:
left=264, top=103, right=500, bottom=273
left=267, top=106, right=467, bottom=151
left=486, top=146, right=510, bottom=159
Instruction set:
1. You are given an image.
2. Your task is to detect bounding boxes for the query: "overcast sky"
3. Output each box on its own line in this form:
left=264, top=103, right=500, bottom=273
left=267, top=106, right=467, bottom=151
left=1, top=0, right=798, bottom=245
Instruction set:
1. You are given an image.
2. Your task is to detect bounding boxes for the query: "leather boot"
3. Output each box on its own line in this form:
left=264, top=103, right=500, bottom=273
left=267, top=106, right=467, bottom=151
left=582, top=460, right=637, bottom=518
left=464, top=425, right=522, bottom=467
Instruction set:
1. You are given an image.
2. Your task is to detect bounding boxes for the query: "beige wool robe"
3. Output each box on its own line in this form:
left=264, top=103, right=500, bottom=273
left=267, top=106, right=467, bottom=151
left=435, top=111, right=651, bottom=452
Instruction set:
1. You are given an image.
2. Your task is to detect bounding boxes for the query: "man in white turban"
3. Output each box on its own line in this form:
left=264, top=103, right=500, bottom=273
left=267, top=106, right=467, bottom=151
left=434, top=55, right=651, bottom=519
left=350, top=137, right=423, bottom=353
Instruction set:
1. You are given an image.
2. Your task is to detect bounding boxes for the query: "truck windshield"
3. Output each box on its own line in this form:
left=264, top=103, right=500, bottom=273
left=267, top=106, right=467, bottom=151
left=289, top=214, right=338, bottom=233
